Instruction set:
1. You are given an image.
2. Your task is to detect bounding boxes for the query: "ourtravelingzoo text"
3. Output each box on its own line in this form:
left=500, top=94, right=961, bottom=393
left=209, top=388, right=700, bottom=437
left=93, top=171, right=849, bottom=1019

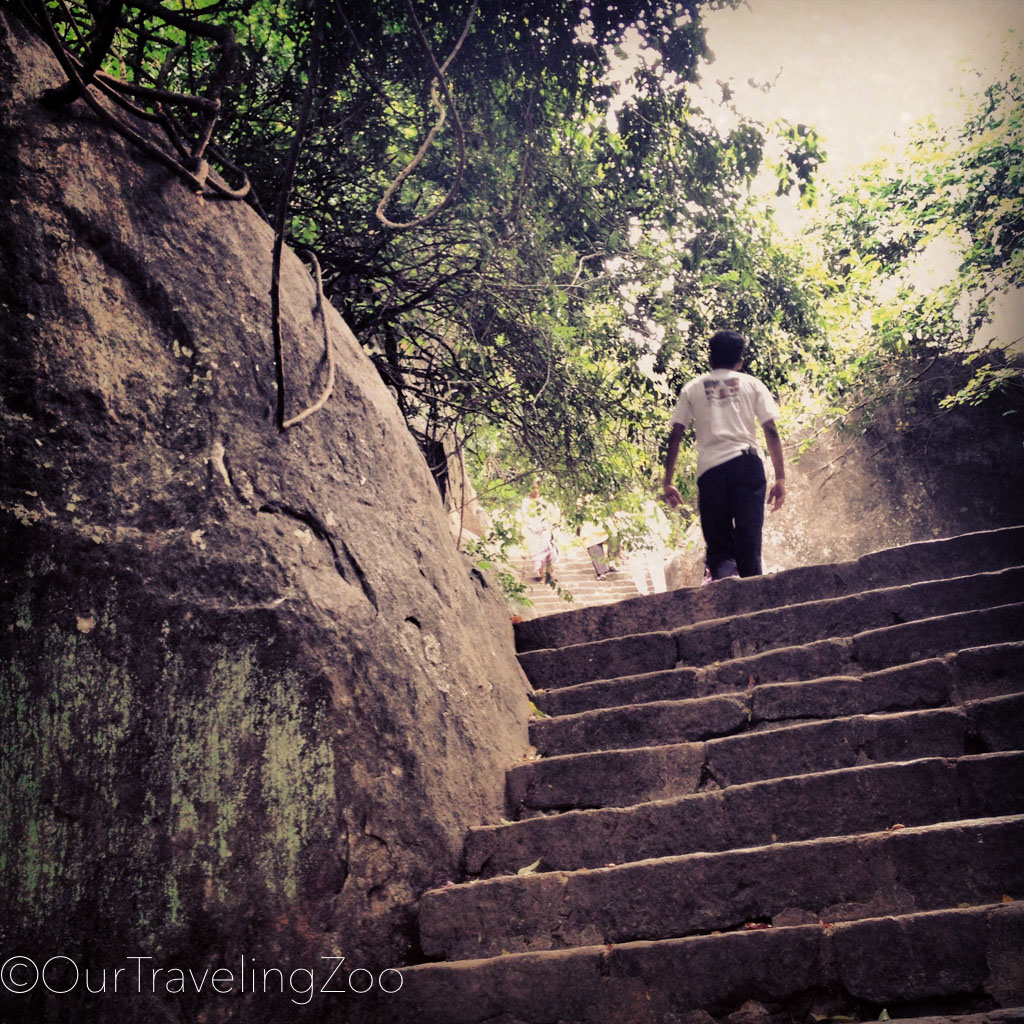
left=1, top=954, right=403, bottom=1005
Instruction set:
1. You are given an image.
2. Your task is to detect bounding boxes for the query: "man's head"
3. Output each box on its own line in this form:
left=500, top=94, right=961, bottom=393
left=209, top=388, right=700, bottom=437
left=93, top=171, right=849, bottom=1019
left=709, top=329, right=746, bottom=370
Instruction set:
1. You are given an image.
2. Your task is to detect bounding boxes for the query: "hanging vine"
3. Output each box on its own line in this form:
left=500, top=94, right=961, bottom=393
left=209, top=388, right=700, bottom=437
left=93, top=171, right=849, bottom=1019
left=29, top=0, right=250, bottom=198
left=22, top=0, right=483, bottom=433
left=374, top=0, right=477, bottom=231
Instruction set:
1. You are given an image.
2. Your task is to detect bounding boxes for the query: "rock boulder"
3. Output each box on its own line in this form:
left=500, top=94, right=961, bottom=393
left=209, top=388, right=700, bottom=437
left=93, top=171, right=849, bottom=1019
left=0, top=10, right=530, bottom=1019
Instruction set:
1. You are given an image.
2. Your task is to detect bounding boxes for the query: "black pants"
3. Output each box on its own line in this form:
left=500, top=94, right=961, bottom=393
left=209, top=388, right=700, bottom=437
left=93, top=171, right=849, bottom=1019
left=697, top=450, right=766, bottom=580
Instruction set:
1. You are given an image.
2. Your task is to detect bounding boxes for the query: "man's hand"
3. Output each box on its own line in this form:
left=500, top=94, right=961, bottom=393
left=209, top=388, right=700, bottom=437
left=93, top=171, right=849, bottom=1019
left=767, top=478, right=786, bottom=512
left=663, top=482, right=683, bottom=508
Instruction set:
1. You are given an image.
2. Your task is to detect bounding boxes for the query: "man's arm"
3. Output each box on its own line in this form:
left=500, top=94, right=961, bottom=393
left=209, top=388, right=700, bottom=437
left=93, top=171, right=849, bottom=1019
left=662, top=421, right=686, bottom=508
left=762, top=418, right=786, bottom=512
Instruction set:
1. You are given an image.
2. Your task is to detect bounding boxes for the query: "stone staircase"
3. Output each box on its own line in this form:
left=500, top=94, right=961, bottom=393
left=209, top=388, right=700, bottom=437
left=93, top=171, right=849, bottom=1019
left=516, top=538, right=645, bottom=618
left=369, top=526, right=1024, bottom=1024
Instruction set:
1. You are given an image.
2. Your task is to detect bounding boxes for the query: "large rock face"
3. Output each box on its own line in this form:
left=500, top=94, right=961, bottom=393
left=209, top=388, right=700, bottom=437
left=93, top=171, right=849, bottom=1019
left=760, top=361, right=1024, bottom=571
left=0, top=11, right=530, bottom=1018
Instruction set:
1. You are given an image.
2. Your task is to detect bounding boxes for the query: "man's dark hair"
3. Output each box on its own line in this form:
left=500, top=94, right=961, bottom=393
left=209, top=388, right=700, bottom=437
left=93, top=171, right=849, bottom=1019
left=709, top=329, right=746, bottom=369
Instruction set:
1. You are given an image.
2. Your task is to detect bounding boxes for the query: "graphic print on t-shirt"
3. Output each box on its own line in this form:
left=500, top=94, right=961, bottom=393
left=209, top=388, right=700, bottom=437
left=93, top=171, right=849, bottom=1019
left=703, top=376, right=740, bottom=401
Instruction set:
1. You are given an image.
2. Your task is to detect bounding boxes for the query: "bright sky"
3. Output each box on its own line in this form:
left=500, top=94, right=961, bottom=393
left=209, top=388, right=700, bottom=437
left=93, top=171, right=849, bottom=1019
left=603, top=2, right=1023, bottom=343
left=699, top=0, right=1024, bottom=183
left=696, top=0, right=1024, bottom=346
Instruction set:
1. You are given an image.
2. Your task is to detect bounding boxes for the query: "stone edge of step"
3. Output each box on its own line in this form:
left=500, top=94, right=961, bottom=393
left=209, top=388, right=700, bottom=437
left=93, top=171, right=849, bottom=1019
left=516, top=567, right=1024, bottom=690
left=522, top=598, right=1024, bottom=693
left=377, top=902, right=1024, bottom=1024
left=513, top=524, right=1024, bottom=653
left=464, top=750, right=1024, bottom=877
left=527, top=645, right=1024, bottom=757
left=533, top=639, right=1024, bottom=717
left=418, top=814, right=1024, bottom=961
left=515, top=690, right=1021, bottom=767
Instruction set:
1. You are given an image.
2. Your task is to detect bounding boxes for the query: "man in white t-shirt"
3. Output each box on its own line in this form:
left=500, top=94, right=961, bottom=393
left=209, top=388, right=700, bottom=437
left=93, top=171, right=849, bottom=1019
left=662, top=329, right=786, bottom=580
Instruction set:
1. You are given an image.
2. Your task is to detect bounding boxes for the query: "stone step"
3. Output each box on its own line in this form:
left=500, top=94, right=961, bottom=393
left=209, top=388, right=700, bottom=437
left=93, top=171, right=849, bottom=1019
left=421, top=815, right=1024, bottom=960
left=531, top=692, right=746, bottom=756
left=529, top=647, right=1024, bottom=756
left=518, top=567, right=1024, bottom=689
left=534, top=629, right=1024, bottom=716
left=528, top=602, right=1024, bottom=702
left=904, top=1016, right=1024, bottom=1024
left=386, top=531, right=1024, bottom=1024
left=368, top=902, right=1024, bottom=1023
left=514, top=524, right=1024, bottom=652
left=507, top=693, right=1023, bottom=813
left=467, top=751, right=1024, bottom=878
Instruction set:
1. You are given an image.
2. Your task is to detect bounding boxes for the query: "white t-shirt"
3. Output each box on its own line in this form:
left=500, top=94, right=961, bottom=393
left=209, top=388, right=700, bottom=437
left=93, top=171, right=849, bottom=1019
left=670, top=370, right=780, bottom=478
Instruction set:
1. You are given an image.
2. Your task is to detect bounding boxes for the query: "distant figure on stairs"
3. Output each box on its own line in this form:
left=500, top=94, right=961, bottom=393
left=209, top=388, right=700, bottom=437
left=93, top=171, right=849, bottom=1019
left=613, top=494, right=672, bottom=595
left=520, top=480, right=561, bottom=581
left=576, top=494, right=612, bottom=579
left=636, top=497, right=671, bottom=594
left=663, top=329, right=787, bottom=580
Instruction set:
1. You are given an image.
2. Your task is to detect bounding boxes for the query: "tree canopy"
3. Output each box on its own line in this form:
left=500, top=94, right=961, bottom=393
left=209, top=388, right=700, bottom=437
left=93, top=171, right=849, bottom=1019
left=24, top=1, right=1020, bottom=543
left=26, top=0, right=826, bottom=516
left=806, top=37, right=1023, bottom=424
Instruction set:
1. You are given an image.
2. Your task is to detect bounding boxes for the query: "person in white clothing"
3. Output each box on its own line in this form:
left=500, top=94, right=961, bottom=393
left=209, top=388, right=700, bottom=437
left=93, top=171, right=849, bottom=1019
left=662, top=329, right=786, bottom=580
left=520, top=480, right=560, bottom=580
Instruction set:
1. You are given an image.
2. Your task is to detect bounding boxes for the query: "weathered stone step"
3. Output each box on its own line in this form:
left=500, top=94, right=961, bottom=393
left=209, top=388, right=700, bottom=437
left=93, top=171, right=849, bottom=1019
left=508, top=694, right=1024, bottom=813
left=369, top=902, right=1024, bottom=1023
left=906, top=1015, right=1024, bottom=1024
left=529, top=601, right=1024, bottom=702
left=467, top=751, right=1024, bottom=878
left=534, top=629, right=1024, bottom=716
left=515, top=524, right=1024, bottom=652
left=421, top=815, right=1024, bottom=960
left=531, top=692, right=746, bottom=756
left=518, top=568, right=1024, bottom=689
left=530, top=645, right=1024, bottom=756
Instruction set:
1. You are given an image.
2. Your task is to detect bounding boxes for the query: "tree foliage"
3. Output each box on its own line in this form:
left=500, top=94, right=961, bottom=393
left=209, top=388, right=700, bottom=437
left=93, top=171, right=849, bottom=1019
left=27, top=0, right=826, bottom=518
left=812, top=38, right=1024, bottom=418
